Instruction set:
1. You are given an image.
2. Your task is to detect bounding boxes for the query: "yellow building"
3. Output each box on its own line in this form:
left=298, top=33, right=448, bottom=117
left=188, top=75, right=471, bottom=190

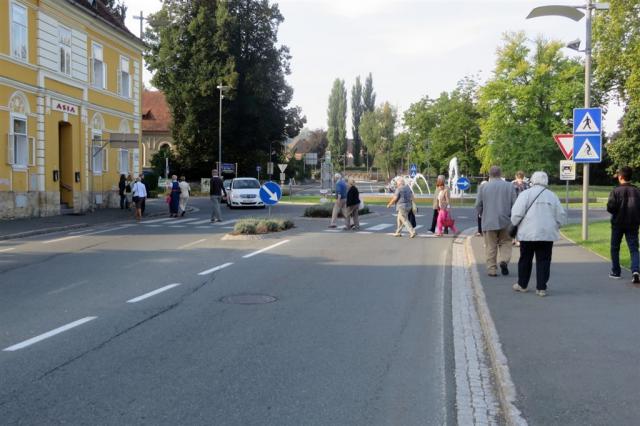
left=0, top=0, right=143, bottom=218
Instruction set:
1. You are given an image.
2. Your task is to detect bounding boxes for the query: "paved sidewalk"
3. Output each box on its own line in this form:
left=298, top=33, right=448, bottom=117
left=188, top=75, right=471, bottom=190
left=469, top=234, right=640, bottom=425
left=0, top=198, right=174, bottom=240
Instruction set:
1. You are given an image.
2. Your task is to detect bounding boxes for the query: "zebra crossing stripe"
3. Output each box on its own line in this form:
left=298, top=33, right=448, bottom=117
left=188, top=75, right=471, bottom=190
left=191, top=219, right=213, bottom=225
left=366, top=223, right=394, bottom=231
left=141, top=218, right=173, bottom=224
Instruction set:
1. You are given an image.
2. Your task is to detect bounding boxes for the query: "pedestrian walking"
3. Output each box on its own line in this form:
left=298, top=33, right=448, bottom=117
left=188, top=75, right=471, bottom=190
left=210, top=169, right=226, bottom=222
left=512, top=170, right=529, bottom=196
left=386, top=178, right=416, bottom=238
left=125, top=174, right=133, bottom=210
left=329, top=173, right=348, bottom=229
left=476, top=180, right=487, bottom=236
left=178, top=176, right=190, bottom=217
left=131, top=176, right=147, bottom=222
left=345, top=177, right=361, bottom=230
left=139, top=174, right=148, bottom=216
left=435, top=178, right=458, bottom=236
left=606, top=166, right=640, bottom=283
left=475, top=166, right=517, bottom=277
left=511, top=171, right=566, bottom=297
left=168, top=175, right=180, bottom=218
left=118, top=174, right=127, bottom=210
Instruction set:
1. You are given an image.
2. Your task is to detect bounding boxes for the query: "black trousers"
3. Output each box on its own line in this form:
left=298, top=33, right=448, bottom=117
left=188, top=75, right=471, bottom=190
left=518, top=241, right=554, bottom=290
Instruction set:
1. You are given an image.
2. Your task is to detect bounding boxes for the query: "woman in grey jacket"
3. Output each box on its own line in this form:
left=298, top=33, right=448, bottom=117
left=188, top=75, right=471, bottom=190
left=511, top=171, right=566, bottom=297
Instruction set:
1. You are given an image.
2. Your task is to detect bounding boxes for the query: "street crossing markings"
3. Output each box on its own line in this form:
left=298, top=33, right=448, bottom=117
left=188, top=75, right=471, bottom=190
left=243, top=240, right=290, bottom=259
left=198, top=262, right=234, bottom=276
left=3, top=317, right=97, bottom=351
left=178, top=239, right=207, bottom=250
left=0, top=247, right=16, bottom=253
left=127, top=284, right=181, bottom=303
left=140, top=217, right=173, bottom=224
left=42, top=235, right=80, bottom=244
left=214, top=219, right=236, bottom=226
left=191, top=219, right=214, bottom=225
left=366, top=223, right=394, bottom=231
left=356, top=231, right=373, bottom=234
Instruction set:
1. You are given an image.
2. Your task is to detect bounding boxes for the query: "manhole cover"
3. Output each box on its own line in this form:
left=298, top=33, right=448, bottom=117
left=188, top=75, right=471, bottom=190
left=220, top=294, right=277, bottom=305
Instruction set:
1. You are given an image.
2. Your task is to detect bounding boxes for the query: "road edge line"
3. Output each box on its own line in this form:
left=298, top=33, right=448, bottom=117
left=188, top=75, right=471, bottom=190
left=462, top=231, right=527, bottom=426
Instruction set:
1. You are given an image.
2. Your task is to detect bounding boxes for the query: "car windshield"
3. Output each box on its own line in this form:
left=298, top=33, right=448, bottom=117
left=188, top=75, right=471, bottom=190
left=233, top=179, right=260, bottom=189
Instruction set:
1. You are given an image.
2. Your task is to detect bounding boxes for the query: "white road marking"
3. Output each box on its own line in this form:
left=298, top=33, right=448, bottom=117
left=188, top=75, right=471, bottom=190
left=356, top=231, right=373, bottom=234
left=83, top=227, right=128, bottom=236
left=359, top=222, right=369, bottom=226
left=366, top=223, right=394, bottom=231
left=198, top=262, right=234, bottom=276
left=415, top=225, right=424, bottom=230
left=3, top=317, right=97, bottom=351
left=458, top=216, right=469, bottom=219
left=0, top=247, right=16, bottom=253
left=178, top=239, right=207, bottom=250
left=47, top=279, right=89, bottom=295
left=69, top=228, right=95, bottom=234
left=145, top=224, right=162, bottom=228
left=242, top=240, right=290, bottom=258
left=196, top=226, right=211, bottom=229
left=324, top=229, right=341, bottom=233
left=191, top=219, right=213, bottom=225
left=214, top=219, right=236, bottom=226
left=42, top=235, right=80, bottom=244
left=223, top=226, right=234, bottom=229
left=141, top=218, right=173, bottom=224
left=127, top=284, right=181, bottom=303
left=168, top=225, right=186, bottom=228
left=174, top=218, right=199, bottom=224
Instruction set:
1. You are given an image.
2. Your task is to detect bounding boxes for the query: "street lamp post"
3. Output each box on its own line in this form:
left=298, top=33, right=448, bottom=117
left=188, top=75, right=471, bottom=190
left=216, top=84, right=229, bottom=175
left=527, top=0, right=608, bottom=241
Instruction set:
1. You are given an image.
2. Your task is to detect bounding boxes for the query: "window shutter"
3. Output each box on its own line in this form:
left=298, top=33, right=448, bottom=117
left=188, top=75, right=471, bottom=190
left=7, top=134, right=15, bottom=165
left=29, top=137, right=35, bottom=166
left=90, top=54, right=94, bottom=85
left=103, top=147, right=108, bottom=172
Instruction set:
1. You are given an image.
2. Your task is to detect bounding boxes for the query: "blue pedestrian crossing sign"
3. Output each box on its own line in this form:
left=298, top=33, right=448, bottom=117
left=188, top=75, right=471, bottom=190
left=259, top=181, right=281, bottom=205
left=409, top=163, right=417, bottom=178
left=456, top=177, right=471, bottom=192
left=573, top=108, right=601, bottom=134
left=573, top=108, right=602, bottom=163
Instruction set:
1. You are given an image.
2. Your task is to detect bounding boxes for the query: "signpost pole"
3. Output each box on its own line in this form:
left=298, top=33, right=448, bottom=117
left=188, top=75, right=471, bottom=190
left=581, top=0, right=593, bottom=241
left=566, top=180, right=569, bottom=212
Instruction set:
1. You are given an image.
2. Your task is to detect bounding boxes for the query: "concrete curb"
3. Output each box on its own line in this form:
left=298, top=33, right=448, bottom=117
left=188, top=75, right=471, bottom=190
left=462, top=229, right=527, bottom=426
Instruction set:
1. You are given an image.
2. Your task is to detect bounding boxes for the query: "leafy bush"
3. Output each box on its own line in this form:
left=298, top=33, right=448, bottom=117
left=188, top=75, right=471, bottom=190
left=233, top=217, right=294, bottom=234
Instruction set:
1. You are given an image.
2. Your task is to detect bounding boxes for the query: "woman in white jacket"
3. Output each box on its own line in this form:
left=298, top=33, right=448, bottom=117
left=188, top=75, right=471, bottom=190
left=511, top=171, right=566, bottom=297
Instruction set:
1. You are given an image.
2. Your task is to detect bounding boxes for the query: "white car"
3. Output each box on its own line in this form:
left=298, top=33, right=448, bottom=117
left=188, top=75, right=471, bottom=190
left=226, top=178, right=265, bottom=208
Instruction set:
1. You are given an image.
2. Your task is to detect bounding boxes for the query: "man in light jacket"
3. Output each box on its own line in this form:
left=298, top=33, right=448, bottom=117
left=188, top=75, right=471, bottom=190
left=511, top=171, right=566, bottom=296
left=476, top=166, right=517, bottom=276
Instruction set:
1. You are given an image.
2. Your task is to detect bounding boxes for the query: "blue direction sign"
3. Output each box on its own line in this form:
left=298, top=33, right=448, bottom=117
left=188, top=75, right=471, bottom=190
left=409, top=163, right=417, bottom=178
left=256, top=165, right=262, bottom=172
left=573, top=107, right=602, bottom=163
left=259, top=181, right=281, bottom=205
left=456, top=177, right=471, bottom=192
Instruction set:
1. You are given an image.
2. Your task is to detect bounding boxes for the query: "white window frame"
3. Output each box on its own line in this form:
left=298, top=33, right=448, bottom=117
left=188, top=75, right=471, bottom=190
left=10, top=2, right=28, bottom=61
left=58, top=26, right=72, bottom=75
left=119, top=56, right=130, bottom=98
left=91, top=42, right=106, bottom=90
left=92, top=131, right=104, bottom=174
left=118, top=149, right=129, bottom=174
left=8, top=113, right=29, bottom=168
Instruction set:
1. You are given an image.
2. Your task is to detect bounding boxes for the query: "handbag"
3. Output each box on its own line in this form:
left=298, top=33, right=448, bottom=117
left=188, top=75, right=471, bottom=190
left=443, top=210, right=455, bottom=228
left=508, top=188, right=546, bottom=238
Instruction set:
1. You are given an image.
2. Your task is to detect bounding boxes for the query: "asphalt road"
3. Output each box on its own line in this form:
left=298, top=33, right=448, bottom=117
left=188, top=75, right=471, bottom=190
left=0, top=199, right=463, bottom=425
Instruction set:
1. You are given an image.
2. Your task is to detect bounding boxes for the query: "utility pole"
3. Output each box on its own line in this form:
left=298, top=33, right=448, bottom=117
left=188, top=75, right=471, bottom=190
left=217, top=84, right=230, bottom=175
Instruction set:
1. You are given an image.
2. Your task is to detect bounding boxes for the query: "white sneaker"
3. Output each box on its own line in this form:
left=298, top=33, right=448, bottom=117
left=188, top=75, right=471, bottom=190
left=512, top=283, right=528, bottom=293
left=536, top=290, right=547, bottom=297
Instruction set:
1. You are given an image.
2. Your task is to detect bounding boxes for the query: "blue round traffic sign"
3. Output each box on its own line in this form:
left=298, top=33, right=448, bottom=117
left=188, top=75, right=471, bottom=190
left=259, top=181, right=282, bottom=205
left=456, top=177, right=470, bottom=192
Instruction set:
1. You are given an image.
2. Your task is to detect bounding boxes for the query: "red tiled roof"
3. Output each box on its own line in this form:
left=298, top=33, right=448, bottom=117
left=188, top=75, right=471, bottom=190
left=142, top=90, right=172, bottom=132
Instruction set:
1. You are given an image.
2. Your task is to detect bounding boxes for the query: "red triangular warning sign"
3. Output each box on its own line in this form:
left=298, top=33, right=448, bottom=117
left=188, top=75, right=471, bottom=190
left=554, top=134, right=573, bottom=160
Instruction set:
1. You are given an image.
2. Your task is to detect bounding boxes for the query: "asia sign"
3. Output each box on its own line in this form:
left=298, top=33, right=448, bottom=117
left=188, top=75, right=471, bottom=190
left=52, top=99, right=78, bottom=115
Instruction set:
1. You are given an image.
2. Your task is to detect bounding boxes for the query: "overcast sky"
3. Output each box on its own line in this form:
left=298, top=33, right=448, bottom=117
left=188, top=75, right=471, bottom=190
left=125, top=0, right=622, bottom=136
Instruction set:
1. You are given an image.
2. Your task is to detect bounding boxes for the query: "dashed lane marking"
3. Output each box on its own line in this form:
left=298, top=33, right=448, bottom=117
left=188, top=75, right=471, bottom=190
left=242, top=240, right=290, bottom=259
left=178, top=239, right=207, bottom=250
left=127, top=284, right=182, bottom=303
left=3, top=317, right=97, bottom=352
left=197, top=262, right=234, bottom=276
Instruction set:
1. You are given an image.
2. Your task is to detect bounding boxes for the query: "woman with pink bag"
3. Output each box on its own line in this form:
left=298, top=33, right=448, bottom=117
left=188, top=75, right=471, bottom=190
left=435, top=177, right=458, bottom=236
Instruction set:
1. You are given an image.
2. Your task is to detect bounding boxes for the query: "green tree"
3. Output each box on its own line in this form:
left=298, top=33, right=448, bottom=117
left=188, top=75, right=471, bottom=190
left=476, top=32, right=584, bottom=177
left=351, top=76, right=363, bottom=166
left=594, top=0, right=640, bottom=172
left=360, top=102, right=397, bottom=179
left=363, top=73, right=376, bottom=112
left=326, top=78, right=347, bottom=169
left=145, top=0, right=305, bottom=177
left=103, top=0, right=127, bottom=20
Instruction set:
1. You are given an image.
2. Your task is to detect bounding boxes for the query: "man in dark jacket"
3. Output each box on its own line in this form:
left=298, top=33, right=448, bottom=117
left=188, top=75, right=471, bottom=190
left=210, top=169, right=227, bottom=222
left=607, top=166, right=640, bottom=283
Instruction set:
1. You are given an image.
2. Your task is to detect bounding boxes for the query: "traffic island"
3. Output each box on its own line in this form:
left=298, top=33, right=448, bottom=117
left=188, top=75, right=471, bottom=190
left=231, top=217, right=294, bottom=235
left=303, top=203, right=371, bottom=218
